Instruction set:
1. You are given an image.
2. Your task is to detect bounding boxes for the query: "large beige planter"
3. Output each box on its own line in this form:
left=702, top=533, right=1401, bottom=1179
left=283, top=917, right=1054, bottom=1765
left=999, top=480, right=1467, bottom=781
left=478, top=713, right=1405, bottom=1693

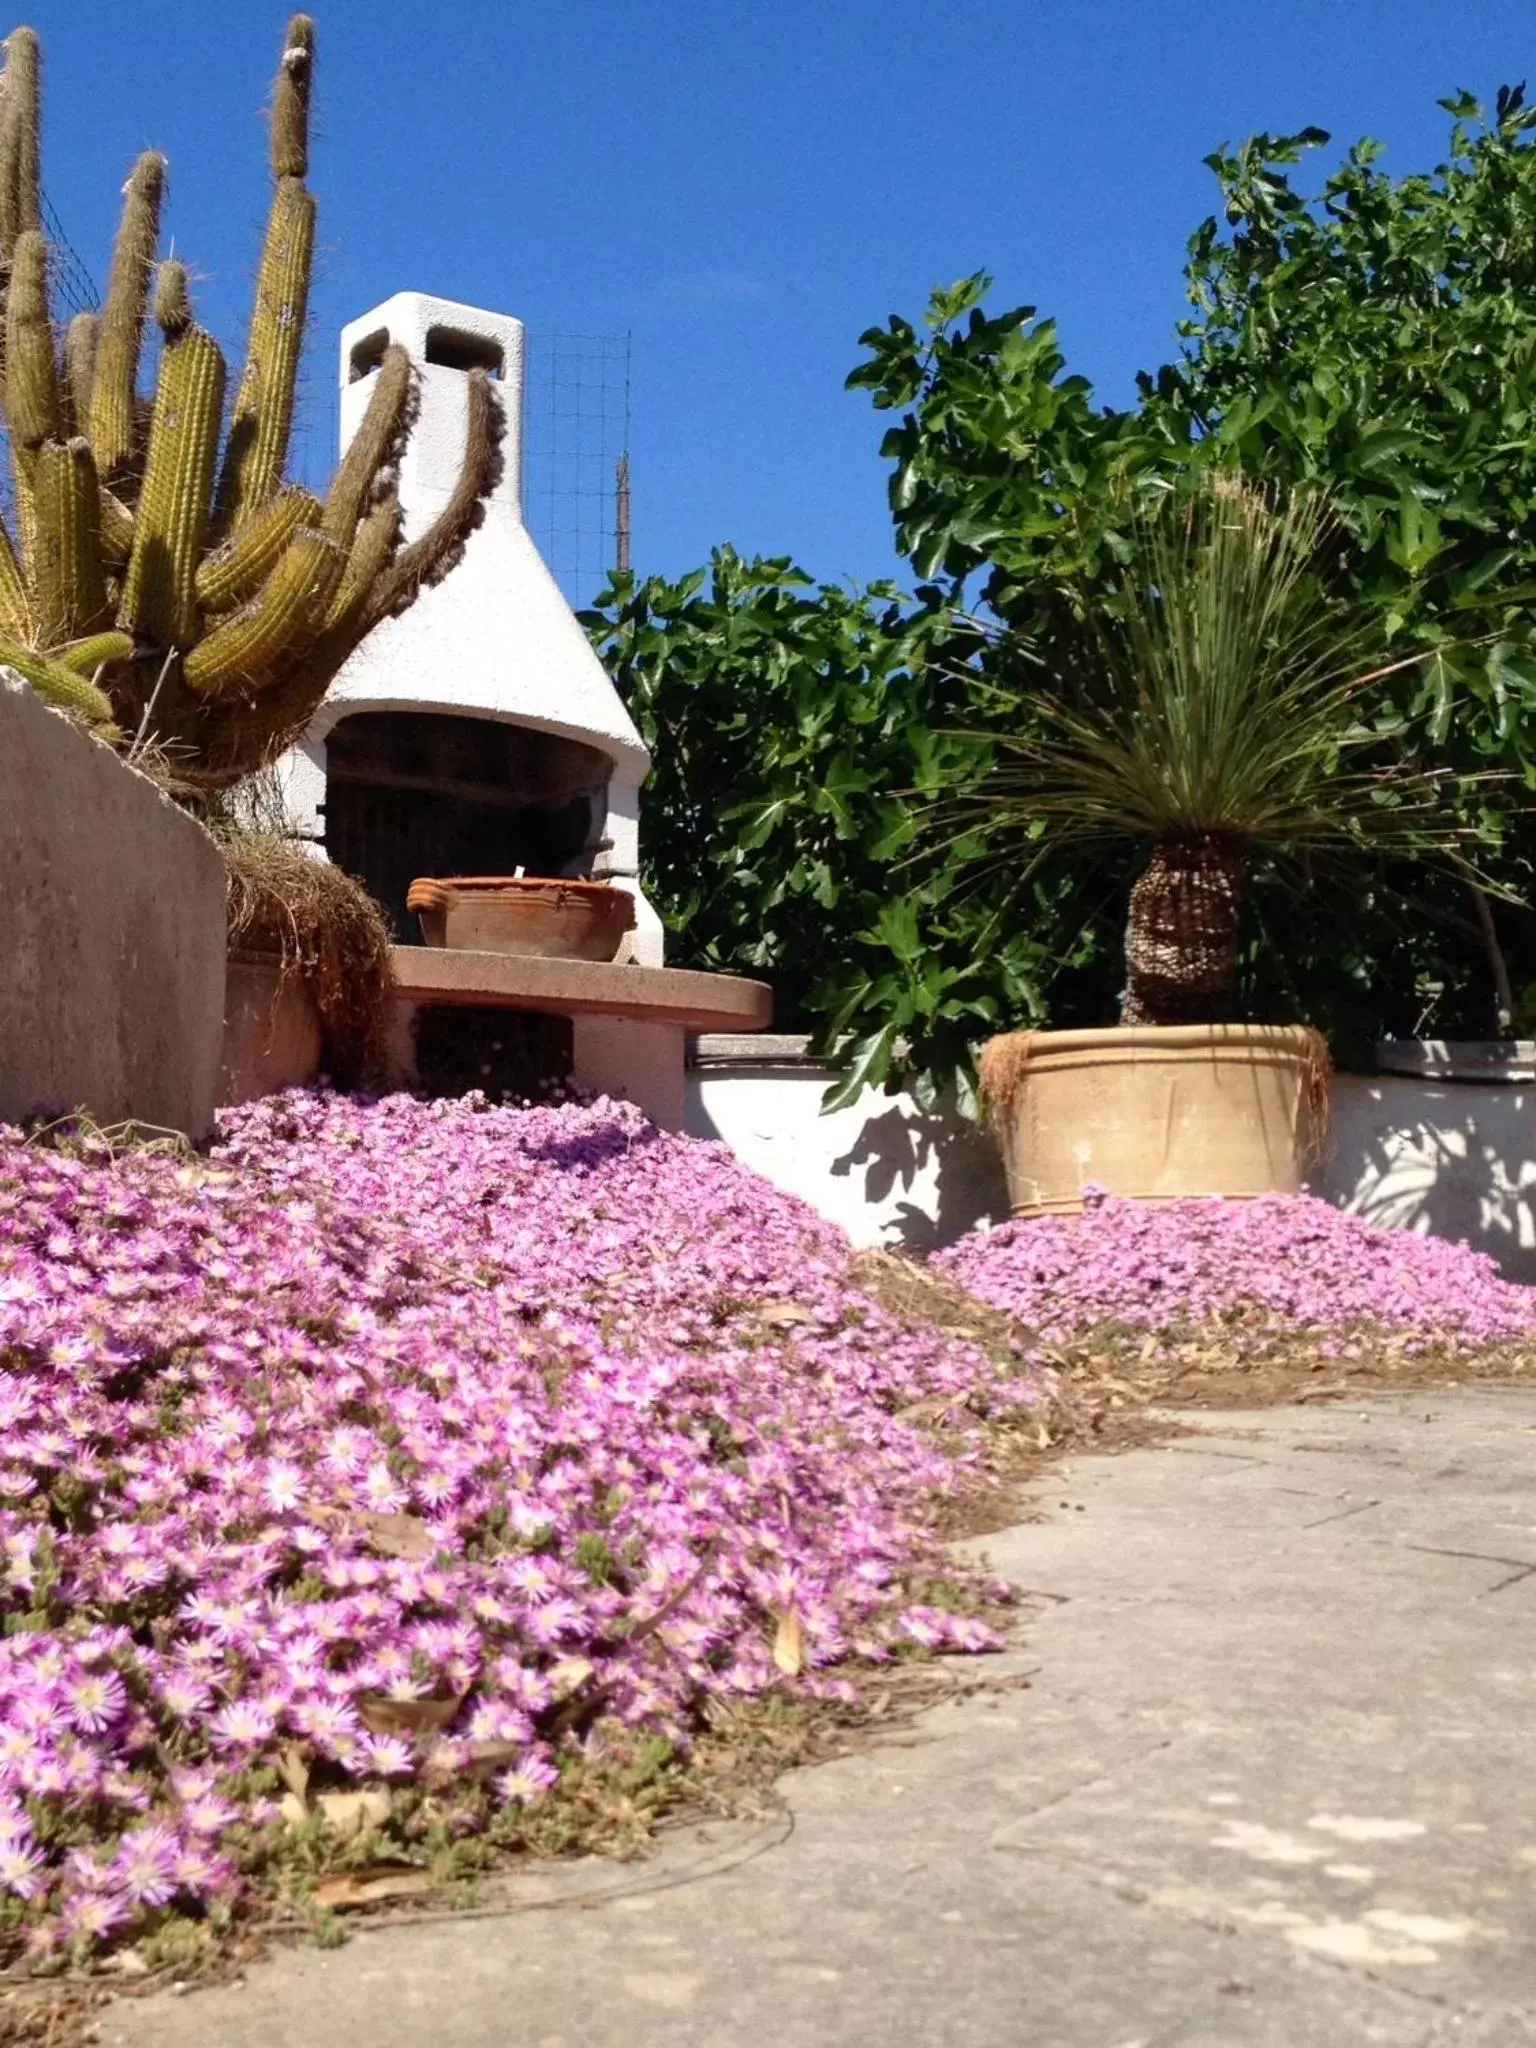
left=220, top=953, right=324, bottom=1107
left=981, top=1024, right=1330, bottom=1217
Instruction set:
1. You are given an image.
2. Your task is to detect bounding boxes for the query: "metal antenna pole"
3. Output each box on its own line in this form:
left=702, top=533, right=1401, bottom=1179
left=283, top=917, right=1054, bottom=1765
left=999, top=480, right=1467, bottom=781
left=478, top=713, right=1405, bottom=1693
left=615, top=451, right=631, bottom=575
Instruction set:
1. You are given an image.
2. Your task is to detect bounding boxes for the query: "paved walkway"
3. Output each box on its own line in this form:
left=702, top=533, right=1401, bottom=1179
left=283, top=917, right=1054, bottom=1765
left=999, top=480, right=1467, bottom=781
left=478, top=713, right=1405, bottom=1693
left=111, top=1391, right=1536, bottom=2047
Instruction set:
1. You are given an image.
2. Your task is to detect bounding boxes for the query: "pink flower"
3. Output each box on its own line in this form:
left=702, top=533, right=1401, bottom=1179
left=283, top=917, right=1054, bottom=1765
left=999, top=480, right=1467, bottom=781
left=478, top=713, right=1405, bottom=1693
left=65, top=1670, right=126, bottom=1734
left=0, top=1835, right=45, bottom=1899
left=496, top=1752, right=558, bottom=1807
left=209, top=1700, right=276, bottom=1751
left=111, top=1825, right=181, bottom=1907
left=0, top=1085, right=1061, bottom=1954
left=59, top=1888, right=131, bottom=1945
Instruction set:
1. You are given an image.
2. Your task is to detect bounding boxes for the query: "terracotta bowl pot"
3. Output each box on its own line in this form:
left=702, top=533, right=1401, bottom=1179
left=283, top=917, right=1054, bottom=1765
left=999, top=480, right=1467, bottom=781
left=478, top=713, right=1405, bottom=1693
left=221, top=948, right=324, bottom=1106
left=406, top=876, right=636, bottom=962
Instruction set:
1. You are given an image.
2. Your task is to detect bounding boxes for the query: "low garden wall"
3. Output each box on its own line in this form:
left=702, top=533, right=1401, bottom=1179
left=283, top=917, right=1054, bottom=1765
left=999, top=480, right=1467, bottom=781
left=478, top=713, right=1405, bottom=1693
left=0, top=676, right=227, bottom=1138
left=686, top=1036, right=1008, bottom=1250
left=688, top=1035, right=1536, bottom=1276
left=1321, top=1075, right=1536, bottom=1281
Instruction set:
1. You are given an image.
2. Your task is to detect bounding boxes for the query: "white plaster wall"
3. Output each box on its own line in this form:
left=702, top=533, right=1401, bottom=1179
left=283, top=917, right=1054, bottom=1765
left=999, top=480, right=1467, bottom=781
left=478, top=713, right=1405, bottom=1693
left=685, top=1062, right=1008, bottom=1250
left=1316, top=1074, right=1536, bottom=1280
left=689, top=1058, right=1536, bottom=1277
left=277, top=292, right=664, bottom=964
left=323, top=293, right=649, bottom=781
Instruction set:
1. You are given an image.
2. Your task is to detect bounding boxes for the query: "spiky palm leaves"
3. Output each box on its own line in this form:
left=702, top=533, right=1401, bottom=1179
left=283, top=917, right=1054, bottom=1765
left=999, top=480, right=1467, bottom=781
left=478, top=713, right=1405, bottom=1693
left=978, top=476, right=1472, bottom=1025
left=0, top=18, right=500, bottom=785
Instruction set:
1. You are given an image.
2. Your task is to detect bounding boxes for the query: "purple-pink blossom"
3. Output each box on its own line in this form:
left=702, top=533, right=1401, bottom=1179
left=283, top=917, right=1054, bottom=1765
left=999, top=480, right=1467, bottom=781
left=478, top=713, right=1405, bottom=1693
left=936, top=1189, right=1536, bottom=1352
left=0, top=1088, right=1041, bottom=1955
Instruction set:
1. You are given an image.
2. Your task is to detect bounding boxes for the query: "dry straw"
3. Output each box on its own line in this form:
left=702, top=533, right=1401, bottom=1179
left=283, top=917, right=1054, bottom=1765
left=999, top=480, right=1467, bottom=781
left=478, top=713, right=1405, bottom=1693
left=223, top=835, right=395, bottom=1087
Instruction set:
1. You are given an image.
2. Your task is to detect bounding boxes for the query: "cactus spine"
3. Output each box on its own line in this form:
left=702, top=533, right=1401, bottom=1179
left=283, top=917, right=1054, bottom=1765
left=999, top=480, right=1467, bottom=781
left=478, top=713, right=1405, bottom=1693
left=0, top=641, right=112, bottom=722
left=56, top=628, right=132, bottom=676
left=0, top=515, right=29, bottom=641
left=4, top=226, right=51, bottom=569
left=326, top=493, right=400, bottom=631
left=5, top=228, right=55, bottom=451
left=216, top=21, right=316, bottom=532
left=0, top=26, right=40, bottom=256
left=63, top=311, right=97, bottom=435
left=321, top=342, right=410, bottom=544
left=270, top=14, right=314, bottom=178
left=96, top=489, right=133, bottom=568
left=198, top=498, right=400, bottom=773
left=183, top=526, right=340, bottom=698
left=197, top=485, right=320, bottom=614
left=0, top=15, right=501, bottom=770
left=216, top=177, right=315, bottom=532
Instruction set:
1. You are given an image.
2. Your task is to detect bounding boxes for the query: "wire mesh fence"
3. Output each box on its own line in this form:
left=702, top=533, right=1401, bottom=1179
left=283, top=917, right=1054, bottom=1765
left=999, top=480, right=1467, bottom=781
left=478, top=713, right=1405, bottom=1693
left=40, top=190, right=97, bottom=322
left=524, top=329, right=632, bottom=608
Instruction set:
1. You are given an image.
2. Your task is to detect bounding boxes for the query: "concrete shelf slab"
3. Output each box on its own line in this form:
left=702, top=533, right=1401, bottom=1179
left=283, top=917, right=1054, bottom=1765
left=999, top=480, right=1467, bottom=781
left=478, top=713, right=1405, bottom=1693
left=390, top=946, right=772, bottom=1034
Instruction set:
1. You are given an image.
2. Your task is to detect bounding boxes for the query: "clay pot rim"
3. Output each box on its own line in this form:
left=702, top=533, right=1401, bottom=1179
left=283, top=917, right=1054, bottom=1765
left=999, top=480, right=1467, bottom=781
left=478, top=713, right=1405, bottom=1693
left=407, top=875, right=630, bottom=906
left=982, top=1023, right=1324, bottom=1054
left=409, top=868, right=630, bottom=892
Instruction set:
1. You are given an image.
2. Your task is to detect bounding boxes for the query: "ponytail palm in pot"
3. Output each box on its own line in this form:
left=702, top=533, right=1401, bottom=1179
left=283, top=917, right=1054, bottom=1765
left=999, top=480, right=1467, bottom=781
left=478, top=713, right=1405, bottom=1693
left=973, top=474, right=1478, bottom=1214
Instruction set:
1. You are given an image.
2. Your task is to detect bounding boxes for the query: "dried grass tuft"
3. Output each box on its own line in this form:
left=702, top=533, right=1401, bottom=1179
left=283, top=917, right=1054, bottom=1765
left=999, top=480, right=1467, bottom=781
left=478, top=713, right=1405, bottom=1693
left=847, top=1249, right=1027, bottom=1365
left=976, top=1031, right=1037, bottom=1131
left=223, top=836, right=396, bottom=1087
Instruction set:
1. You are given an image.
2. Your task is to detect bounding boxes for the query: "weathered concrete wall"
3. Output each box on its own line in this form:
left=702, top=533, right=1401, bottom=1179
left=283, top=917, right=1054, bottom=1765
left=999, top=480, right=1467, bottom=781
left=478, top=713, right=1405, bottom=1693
left=0, top=677, right=226, bottom=1137
left=689, top=1039, right=1536, bottom=1277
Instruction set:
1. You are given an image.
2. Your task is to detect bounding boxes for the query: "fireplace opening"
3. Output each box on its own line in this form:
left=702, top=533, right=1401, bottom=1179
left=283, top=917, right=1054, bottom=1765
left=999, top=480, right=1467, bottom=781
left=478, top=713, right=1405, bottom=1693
left=323, top=711, right=611, bottom=939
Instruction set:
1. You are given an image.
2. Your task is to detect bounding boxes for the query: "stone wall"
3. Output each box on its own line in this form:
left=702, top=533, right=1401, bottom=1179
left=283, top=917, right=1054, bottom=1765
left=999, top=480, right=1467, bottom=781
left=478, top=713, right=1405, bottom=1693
left=0, top=677, right=226, bottom=1137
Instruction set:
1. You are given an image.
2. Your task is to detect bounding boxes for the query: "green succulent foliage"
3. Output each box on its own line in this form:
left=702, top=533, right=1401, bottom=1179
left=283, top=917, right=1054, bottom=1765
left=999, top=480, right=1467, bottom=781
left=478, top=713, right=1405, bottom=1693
left=582, top=549, right=1117, bottom=1110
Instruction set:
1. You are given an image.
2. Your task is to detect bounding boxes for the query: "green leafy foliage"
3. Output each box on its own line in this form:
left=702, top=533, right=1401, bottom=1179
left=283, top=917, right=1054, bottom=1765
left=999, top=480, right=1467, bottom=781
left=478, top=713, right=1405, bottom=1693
left=589, top=90, right=1536, bottom=1099
left=582, top=550, right=1117, bottom=1106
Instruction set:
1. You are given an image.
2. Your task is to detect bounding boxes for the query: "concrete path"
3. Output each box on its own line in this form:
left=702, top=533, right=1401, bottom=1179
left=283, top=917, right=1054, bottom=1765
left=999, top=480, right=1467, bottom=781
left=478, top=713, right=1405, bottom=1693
left=110, top=1390, right=1536, bottom=2047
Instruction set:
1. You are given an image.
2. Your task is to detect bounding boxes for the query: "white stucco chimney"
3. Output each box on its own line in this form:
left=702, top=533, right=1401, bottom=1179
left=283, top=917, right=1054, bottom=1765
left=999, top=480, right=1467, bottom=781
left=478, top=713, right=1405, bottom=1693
left=277, top=290, right=661, bottom=965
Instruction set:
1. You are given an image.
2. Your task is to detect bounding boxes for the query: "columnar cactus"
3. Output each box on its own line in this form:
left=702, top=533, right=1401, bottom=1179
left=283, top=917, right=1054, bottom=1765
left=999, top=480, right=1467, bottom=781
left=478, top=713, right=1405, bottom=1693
left=0, top=18, right=500, bottom=784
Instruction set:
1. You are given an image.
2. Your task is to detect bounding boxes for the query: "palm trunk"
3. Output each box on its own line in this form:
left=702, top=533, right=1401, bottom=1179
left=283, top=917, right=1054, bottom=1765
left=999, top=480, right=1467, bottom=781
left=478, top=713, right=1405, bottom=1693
left=1122, top=830, right=1247, bottom=1026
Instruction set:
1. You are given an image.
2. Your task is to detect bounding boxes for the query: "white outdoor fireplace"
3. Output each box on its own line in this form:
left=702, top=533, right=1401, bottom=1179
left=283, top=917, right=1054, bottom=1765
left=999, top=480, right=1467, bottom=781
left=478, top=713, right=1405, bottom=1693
left=277, top=290, right=662, bottom=966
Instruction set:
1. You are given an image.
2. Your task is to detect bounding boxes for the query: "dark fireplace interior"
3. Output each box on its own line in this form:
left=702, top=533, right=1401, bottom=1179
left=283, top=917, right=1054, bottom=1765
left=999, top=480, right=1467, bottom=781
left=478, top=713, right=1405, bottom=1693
left=323, top=711, right=611, bottom=939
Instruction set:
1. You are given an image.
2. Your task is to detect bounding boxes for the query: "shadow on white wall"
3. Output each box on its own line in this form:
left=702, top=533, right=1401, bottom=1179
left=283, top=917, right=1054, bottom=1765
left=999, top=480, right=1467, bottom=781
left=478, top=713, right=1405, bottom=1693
left=1316, top=1077, right=1536, bottom=1279
left=822, top=1101, right=1007, bottom=1252
left=686, top=1062, right=1006, bottom=1251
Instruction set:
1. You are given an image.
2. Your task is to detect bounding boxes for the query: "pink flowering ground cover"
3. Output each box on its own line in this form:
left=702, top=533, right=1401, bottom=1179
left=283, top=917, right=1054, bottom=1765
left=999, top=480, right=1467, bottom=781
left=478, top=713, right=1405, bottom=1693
left=0, top=1090, right=1042, bottom=1965
left=936, top=1189, right=1536, bottom=1356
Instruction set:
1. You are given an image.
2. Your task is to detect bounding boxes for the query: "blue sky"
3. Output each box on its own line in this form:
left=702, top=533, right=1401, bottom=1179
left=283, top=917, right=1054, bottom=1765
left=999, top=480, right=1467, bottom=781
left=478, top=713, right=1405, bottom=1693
left=24, top=1, right=1536, bottom=597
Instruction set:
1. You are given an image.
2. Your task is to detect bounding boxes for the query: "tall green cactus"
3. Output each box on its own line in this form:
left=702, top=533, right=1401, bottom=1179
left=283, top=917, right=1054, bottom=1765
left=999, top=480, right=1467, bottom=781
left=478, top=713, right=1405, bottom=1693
left=87, top=150, right=165, bottom=484
left=118, top=261, right=227, bottom=652
left=0, top=16, right=501, bottom=784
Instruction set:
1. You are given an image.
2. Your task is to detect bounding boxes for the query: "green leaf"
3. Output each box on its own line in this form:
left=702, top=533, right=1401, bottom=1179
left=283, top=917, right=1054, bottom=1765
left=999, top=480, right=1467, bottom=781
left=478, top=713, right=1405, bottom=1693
left=819, top=1025, right=897, bottom=1114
